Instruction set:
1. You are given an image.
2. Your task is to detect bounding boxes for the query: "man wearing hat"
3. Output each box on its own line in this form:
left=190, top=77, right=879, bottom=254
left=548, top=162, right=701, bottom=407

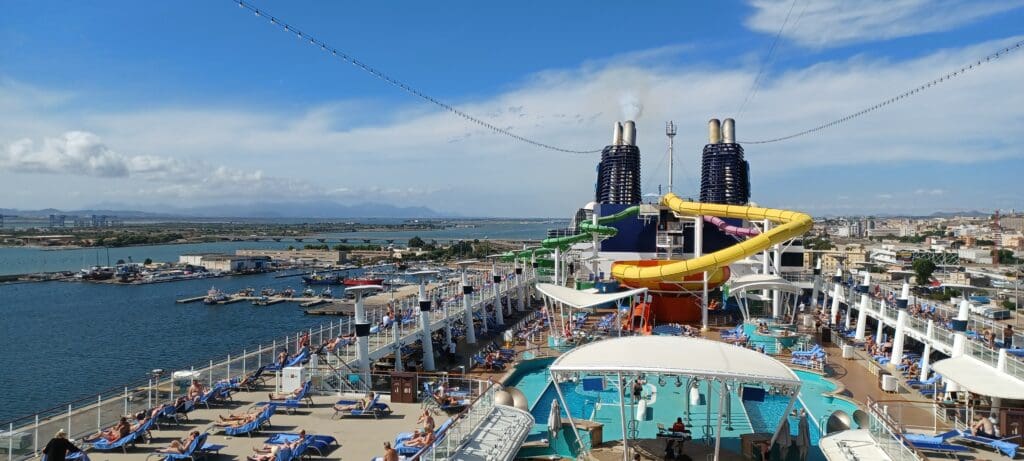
left=42, top=430, right=80, bottom=461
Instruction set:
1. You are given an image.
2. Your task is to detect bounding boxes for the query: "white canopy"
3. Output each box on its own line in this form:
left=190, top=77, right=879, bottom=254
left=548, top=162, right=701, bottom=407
left=535, top=283, right=647, bottom=310
left=549, top=336, right=802, bottom=386
left=728, top=274, right=801, bottom=294
left=931, top=356, right=1024, bottom=400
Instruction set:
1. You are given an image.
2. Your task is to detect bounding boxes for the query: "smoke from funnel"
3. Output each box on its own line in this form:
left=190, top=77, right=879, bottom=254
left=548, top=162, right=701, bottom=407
left=619, top=92, right=644, bottom=121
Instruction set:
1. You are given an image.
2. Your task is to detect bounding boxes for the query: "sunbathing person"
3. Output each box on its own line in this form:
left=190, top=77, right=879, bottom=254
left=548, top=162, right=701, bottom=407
left=253, top=430, right=305, bottom=454
left=269, top=386, right=305, bottom=401
left=971, top=414, right=996, bottom=438
left=247, top=444, right=282, bottom=461
left=160, top=431, right=200, bottom=454
left=404, top=430, right=435, bottom=448
left=218, top=405, right=268, bottom=422
left=334, top=392, right=374, bottom=411
left=84, top=417, right=131, bottom=443
left=275, top=351, right=288, bottom=368
left=214, top=413, right=258, bottom=428
left=417, top=409, right=435, bottom=432
left=187, top=379, right=206, bottom=401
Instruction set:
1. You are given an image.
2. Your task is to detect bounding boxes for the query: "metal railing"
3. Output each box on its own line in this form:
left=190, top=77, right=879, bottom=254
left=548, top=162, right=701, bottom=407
left=413, top=383, right=501, bottom=460
left=864, top=398, right=927, bottom=461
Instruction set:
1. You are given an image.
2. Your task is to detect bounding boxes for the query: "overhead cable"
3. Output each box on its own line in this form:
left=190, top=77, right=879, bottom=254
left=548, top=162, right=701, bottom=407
left=233, top=1, right=601, bottom=154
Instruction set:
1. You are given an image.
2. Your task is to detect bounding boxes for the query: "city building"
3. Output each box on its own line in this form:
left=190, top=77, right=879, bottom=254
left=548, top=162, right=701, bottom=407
left=178, top=253, right=270, bottom=273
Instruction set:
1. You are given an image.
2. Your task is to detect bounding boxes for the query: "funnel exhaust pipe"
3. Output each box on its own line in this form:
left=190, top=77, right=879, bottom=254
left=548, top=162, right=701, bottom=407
left=723, top=118, right=735, bottom=143
left=622, top=120, right=636, bottom=146
left=612, top=122, right=623, bottom=145
left=708, top=119, right=721, bottom=144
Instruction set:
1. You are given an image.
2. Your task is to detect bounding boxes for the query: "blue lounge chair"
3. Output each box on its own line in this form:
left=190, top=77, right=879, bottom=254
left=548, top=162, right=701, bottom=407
left=337, top=394, right=392, bottom=419
left=263, top=380, right=313, bottom=414
left=268, top=348, right=310, bottom=372
left=161, top=432, right=209, bottom=461
left=235, top=366, right=268, bottom=391
left=264, top=433, right=339, bottom=456
left=955, top=431, right=1019, bottom=458
left=394, top=421, right=452, bottom=456
left=197, top=383, right=233, bottom=408
left=90, top=416, right=157, bottom=453
left=332, top=395, right=391, bottom=419
left=224, top=404, right=276, bottom=437
left=905, top=439, right=972, bottom=455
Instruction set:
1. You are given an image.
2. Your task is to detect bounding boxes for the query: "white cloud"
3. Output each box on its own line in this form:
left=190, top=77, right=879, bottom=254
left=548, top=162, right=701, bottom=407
left=745, top=0, right=1024, bottom=48
left=1, top=35, right=1023, bottom=215
left=915, top=188, right=945, bottom=196
left=875, top=193, right=893, bottom=200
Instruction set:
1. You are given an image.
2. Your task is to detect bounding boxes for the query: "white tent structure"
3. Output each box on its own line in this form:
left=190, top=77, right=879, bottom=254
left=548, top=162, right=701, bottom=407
left=549, top=336, right=802, bottom=461
left=931, top=356, right=1024, bottom=400
left=535, top=283, right=648, bottom=340
left=726, top=274, right=801, bottom=323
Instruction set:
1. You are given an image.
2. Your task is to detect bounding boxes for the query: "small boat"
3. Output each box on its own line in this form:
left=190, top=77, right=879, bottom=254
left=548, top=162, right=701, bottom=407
left=343, top=277, right=385, bottom=287
left=252, top=295, right=271, bottom=306
left=303, top=288, right=315, bottom=297
left=260, top=287, right=276, bottom=296
left=320, top=287, right=333, bottom=299
left=281, top=288, right=295, bottom=298
left=204, top=287, right=228, bottom=305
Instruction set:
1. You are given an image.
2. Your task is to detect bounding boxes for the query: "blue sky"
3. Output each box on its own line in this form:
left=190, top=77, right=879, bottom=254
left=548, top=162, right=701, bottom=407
left=2, top=0, right=1023, bottom=217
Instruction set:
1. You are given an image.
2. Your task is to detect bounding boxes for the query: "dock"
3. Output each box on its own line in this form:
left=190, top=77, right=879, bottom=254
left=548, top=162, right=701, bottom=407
left=175, top=296, right=206, bottom=304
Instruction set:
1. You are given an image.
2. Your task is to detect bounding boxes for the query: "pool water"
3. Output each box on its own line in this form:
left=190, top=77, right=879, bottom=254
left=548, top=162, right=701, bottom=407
left=507, top=359, right=860, bottom=460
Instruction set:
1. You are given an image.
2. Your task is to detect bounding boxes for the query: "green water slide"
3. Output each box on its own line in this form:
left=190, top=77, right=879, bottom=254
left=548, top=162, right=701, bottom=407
left=540, top=205, right=640, bottom=249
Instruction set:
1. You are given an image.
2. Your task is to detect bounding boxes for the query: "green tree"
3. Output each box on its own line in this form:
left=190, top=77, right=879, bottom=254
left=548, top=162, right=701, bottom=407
left=912, top=259, right=936, bottom=286
left=144, top=258, right=153, bottom=265
left=408, top=236, right=426, bottom=248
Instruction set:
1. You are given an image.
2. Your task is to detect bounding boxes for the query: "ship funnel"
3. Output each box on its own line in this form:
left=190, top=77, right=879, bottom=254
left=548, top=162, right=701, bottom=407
left=708, top=119, right=721, bottom=144
left=723, top=118, right=735, bottom=143
left=622, top=120, right=636, bottom=146
left=612, top=122, right=624, bottom=145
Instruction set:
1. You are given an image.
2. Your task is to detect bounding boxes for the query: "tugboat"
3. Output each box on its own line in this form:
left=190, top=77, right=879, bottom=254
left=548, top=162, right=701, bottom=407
left=302, top=271, right=343, bottom=285
left=203, top=287, right=228, bottom=305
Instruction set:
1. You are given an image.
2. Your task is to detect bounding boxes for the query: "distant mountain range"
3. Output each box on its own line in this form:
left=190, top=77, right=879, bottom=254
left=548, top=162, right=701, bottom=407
left=0, top=201, right=452, bottom=219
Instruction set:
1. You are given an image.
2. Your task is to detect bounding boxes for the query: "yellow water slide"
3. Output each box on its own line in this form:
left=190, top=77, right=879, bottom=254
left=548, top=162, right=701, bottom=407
left=611, top=193, right=813, bottom=288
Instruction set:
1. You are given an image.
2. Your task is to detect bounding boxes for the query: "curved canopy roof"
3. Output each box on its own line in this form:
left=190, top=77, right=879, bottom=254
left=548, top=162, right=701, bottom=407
left=549, top=336, right=801, bottom=386
left=729, top=274, right=801, bottom=294
left=536, top=283, right=647, bottom=310
left=931, top=356, right=1024, bottom=400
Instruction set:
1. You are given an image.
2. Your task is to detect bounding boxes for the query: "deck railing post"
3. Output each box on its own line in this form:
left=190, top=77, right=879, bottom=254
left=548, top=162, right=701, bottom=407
left=258, top=344, right=263, bottom=368
left=34, top=415, right=39, bottom=455
left=148, top=379, right=153, bottom=409
left=242, top=350, right=247, bottom=377
left=124, top=386, right=129, bottom=416
left=67, top=404, right=71, bottom=437
left=97, top=395, right=102, bottom=432
left=227, top=355, right=232, bottom=381
left=209, top=360, right=214, bottom=385
left=8, top=422, right=13, bottom=461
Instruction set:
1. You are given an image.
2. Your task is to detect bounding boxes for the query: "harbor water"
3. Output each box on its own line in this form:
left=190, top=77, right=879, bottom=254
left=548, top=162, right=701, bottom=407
left=0, top=222, right=555, bottom=422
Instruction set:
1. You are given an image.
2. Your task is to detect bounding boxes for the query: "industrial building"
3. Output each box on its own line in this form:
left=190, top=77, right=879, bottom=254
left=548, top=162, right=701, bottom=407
left=178, top=253, right=270, bottom=273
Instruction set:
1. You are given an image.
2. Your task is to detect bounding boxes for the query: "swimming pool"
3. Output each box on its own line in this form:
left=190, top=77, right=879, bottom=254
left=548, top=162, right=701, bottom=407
left=506, top=358, right=860, bottom=459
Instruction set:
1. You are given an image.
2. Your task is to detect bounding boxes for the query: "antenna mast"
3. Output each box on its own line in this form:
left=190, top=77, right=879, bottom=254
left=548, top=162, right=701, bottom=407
left=666, top=121, right=677, bottom=193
